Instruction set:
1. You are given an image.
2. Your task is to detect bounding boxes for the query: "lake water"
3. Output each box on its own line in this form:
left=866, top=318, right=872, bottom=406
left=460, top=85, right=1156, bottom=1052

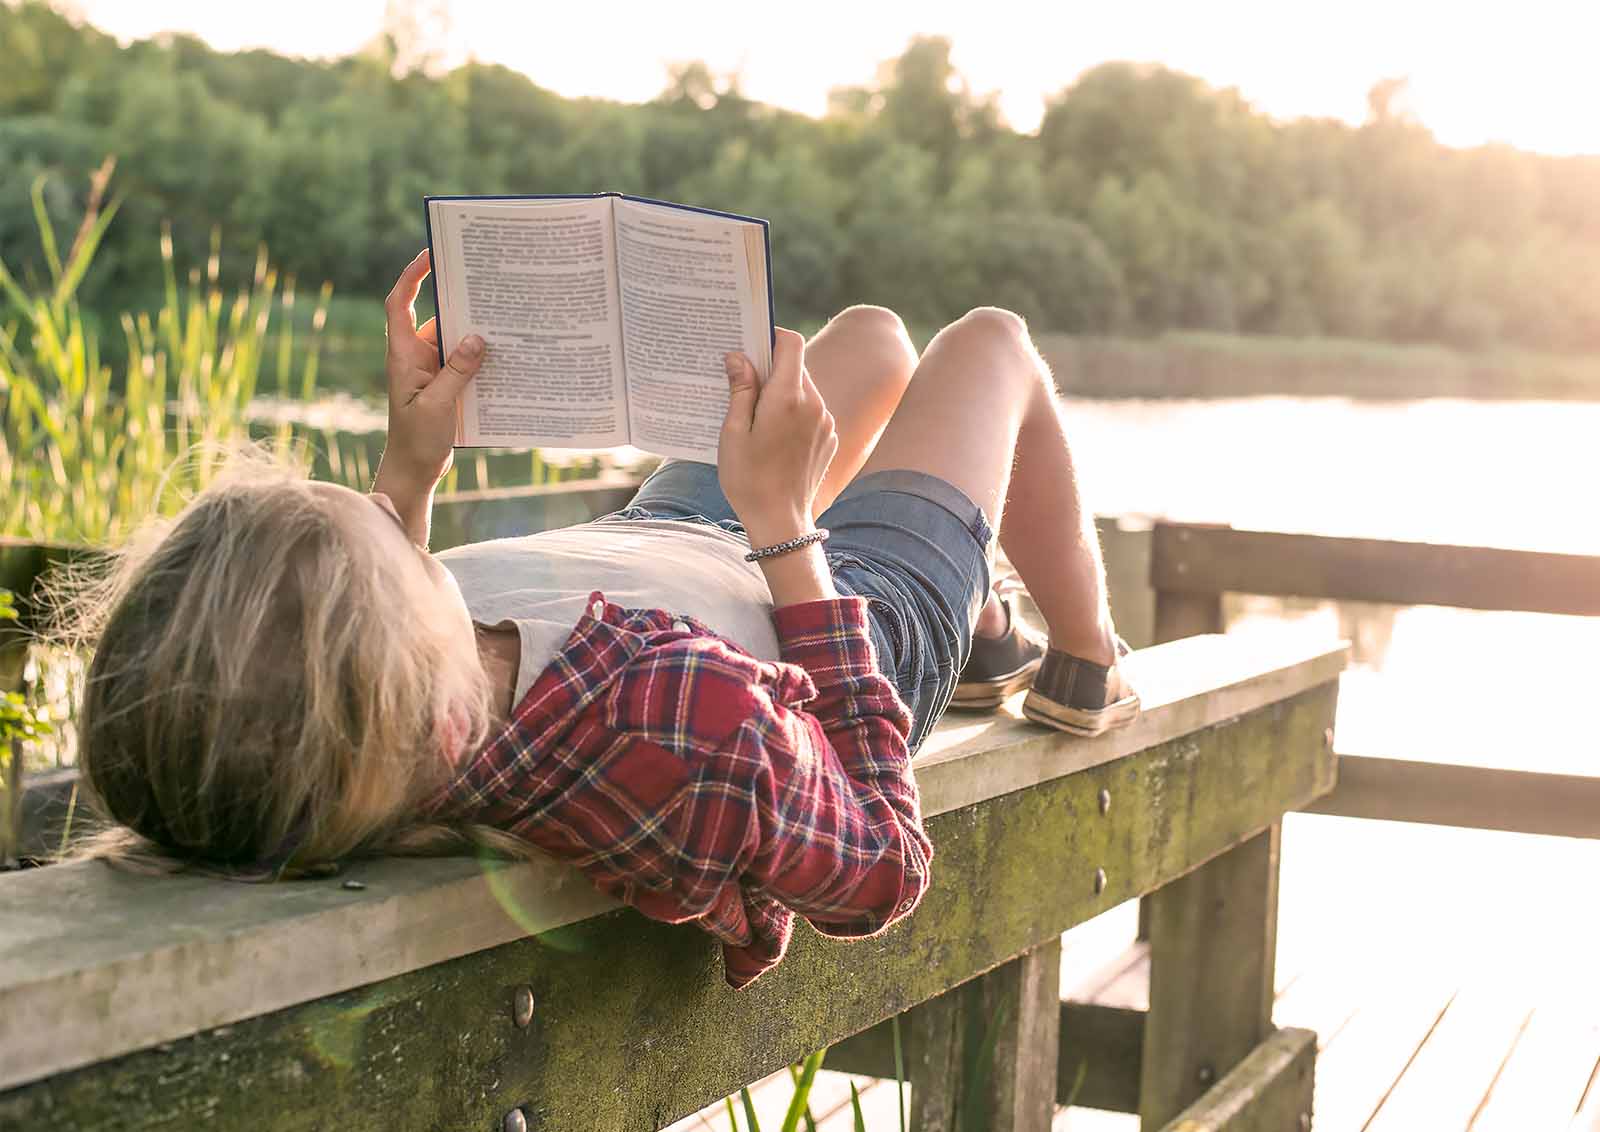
left=1062, top=395, right=1600, bottom=553
left=1055, top=395, right=1600, bottom=794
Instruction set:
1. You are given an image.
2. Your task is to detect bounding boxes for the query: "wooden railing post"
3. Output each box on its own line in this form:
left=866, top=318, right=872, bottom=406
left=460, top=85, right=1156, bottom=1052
left=1139, top=580, right=1225, bottom=942
left=908, top=936, right=1063, bottom=1132
left=1138, top=824, right=1282, bottom=1130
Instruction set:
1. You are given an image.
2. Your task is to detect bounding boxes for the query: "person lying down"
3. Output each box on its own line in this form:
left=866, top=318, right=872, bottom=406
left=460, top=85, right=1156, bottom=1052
left=75, top=251, right=1138, bottom=988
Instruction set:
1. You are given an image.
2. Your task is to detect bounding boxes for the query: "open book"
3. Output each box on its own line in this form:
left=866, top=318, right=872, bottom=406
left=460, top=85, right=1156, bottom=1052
left=424, top=193, right=773, bottom=462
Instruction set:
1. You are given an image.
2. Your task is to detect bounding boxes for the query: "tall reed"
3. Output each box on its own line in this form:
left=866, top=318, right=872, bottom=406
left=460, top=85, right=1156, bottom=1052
left=0, top=161, right=340, bottom=545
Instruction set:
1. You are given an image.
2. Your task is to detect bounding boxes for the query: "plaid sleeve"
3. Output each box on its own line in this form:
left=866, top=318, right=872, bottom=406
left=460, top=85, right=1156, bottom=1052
left=765, top=597, right=933, bottom=936
left=607, top=598, right=930, bottom=969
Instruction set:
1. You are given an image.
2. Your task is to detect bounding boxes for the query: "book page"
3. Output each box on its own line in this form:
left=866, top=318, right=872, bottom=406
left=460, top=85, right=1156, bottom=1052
left=614, top=199, right=772, bottom=463
left=428, top=197, right=629, bottom=448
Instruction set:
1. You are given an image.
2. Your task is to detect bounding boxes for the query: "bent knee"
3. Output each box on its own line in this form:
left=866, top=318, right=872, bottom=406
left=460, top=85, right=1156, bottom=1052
left=828, top=304, right=910, bottom=341
left=953, top=306, right=1029, bottom=341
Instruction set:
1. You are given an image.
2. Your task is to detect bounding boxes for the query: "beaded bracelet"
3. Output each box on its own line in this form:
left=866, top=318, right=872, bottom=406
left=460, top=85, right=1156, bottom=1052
left=744, top=528, right=830, bottom=562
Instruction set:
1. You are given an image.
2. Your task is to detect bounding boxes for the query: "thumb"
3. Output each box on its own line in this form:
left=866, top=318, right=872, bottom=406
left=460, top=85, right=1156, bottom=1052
left=431, top=334, right=486, bottom=401
left=721, top=352, right=758, bottom=432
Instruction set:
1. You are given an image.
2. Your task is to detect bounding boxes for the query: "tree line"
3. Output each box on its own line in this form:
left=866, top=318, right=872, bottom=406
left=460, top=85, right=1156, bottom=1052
left=4, top=0, right=1599, bottom=353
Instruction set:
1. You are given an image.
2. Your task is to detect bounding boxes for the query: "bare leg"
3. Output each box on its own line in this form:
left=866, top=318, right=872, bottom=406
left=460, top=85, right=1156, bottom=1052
left=856, top=308, right=1114, bottom=664
left=801, top=305, right=918, bottom=513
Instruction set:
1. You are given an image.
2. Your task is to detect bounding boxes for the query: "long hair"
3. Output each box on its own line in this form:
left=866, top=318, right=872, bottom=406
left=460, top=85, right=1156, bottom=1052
left=65, top=457, right=526, bottom=876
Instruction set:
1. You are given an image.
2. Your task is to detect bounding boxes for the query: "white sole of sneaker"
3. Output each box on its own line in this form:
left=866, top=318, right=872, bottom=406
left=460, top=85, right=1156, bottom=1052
left=948, top=658, right=1044, bottom=710
left=1020, top=691, right=1142, bottom=736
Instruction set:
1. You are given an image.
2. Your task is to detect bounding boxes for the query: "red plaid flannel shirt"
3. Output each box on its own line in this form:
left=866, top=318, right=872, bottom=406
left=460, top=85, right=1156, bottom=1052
left=431, top=591, right=933, bottom=988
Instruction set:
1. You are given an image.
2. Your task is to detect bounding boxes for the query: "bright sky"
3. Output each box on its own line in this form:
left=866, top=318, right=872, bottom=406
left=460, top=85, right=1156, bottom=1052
left=72, top=0, right=1600, bottom=155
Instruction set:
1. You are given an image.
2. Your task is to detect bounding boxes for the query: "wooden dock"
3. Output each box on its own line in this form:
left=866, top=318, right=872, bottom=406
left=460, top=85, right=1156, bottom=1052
left=667, top=810, right=1600, bottom=1132
left=668, top=521, right=1600, bottom=1131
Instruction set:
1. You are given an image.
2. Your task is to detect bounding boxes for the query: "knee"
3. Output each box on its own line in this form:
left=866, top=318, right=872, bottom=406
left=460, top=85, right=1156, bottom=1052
left=926, top=307, right=1046, bottom=396
left=824, top=304, right=917, bottom=379
left=829, top=303, right=910, bottom=341
left=953, top=306, right=1029, bottom=343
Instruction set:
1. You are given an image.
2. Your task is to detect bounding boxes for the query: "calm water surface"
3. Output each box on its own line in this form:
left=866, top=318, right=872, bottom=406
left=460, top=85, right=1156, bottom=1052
left=1063, top=396, right=1600, bottom=553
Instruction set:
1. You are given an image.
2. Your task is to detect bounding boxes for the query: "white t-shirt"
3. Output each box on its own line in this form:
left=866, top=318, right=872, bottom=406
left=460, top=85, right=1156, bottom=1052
left=437, top=519, right=781, bottom=705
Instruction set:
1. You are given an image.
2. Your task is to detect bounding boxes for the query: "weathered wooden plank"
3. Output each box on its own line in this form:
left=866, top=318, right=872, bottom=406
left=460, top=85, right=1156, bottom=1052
left=905, top=939, right=1062, bottom=1131
left=0, top=680, right=1339, bottom=1131
left=429, top=477, right=644, bottom=551
left=1308, top=977, right=1455, bottom=1132
left=1150, top=522, right=1600, bottom=617
left=915, top=634, right=1342, bottom=818
left=1140, top=825, right=1281, bottom=1129
left=17, top=766, right=79, bottom=858
left=1152, top=1026, right=1315, bottom=1132
left=983, top=938, right=1062, bottom=1131
left=1362, top=985, right=1529, bottom=1132
left=1571, top=1057, right=1600, bottom=1132
left=1151, top=589, right=1224, bottom=645
left=1470, top=1005, right=1600, bottom=1131
left=1141, top=586, right=1225, bottom=942
left=1301, top=755, right=1600, bottom=839
left=0, top=635, right=1345, bottom=1093
left=827, top=999, right=1145, bottom=1115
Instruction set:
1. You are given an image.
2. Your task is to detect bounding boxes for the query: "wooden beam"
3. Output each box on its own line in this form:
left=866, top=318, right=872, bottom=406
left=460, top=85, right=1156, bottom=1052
left=428, top=478, right=643, bottom=552
left=905, top=938, right=1061, bottom=1132
left=828, top=999, right=1145, bottom=1115
left=1302, top=755, right=1600, bottom=839
left=1151, top=522, right=1600, bottom=617
left=16, top=767, right=79, bottom=858
left=1152, top=589, right=1224, bottom=645
left=1154, top=1027, right=1316, bottom=1132
left=982, top=937, right=1062, bottom=1130
left=1141, top=825, right=1283, bottom=1129
left=0, top=680, right=1339, bottom=1130
left=0, top=635, right=1344, bottom=1095
left=1143, top=586, right=1226, bottom=942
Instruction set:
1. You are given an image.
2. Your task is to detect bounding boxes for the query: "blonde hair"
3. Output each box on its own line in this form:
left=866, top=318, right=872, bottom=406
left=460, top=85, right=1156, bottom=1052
left=68, top=457, right=523, bottom=876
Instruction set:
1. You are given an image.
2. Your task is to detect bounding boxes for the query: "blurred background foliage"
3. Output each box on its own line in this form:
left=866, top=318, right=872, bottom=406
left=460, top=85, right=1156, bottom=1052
left=3, top=0, right=1600, bottom=391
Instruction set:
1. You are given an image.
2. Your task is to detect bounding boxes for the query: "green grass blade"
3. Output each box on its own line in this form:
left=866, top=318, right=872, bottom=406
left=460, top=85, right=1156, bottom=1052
left=0, top=255, right=37, bottom=321
left=780, top=1049, right=824, bottom=1132
left=725, top=1095, right=741, bottom=1132
left=959, top=1000, right=1011, bottom=1132
left=740, top=1086, right=761, bottom=1132
left=850, top=1083, right=867, bottom=1132
left=892, top=1014, right=907, bottom=1132
left=56, top=779, right=79, bottom=855
left=30, top=175, right=62, bottom=283
left=53, top=196, right=121, bottom=309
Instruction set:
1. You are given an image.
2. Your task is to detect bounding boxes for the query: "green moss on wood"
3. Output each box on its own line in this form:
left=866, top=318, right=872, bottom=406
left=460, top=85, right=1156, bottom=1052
left=0, top=683, right=1336, bottom=1132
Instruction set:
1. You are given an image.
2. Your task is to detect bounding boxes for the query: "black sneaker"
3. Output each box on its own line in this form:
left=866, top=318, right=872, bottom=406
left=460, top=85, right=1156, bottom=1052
left=951, top=595, right=1046, bottom=709
left=1021, top=642, right=1140, bottom=737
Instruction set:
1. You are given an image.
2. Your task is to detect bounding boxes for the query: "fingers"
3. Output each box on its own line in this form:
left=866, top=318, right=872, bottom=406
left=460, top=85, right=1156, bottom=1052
left=721, top=352, right=759, bottom=434
left=771, top=327, right=805, bottom=392
left=417, top=317, right=438, bottom=345
left=799, top=366, right=825, bottom=407
left=385, top=249, right=431, bottom=342
left=427, top=334, right=485, bottom=402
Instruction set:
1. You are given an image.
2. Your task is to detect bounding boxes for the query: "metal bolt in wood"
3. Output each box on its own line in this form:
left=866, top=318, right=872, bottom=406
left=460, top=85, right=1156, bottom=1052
left=1093, top=867, right=1107, bottom=895
left=1098, top=788, right=1111, bottom=815
left=1324, top=727, right=1335, bottom=748
left=1196, top=1064, right=1215, bottom=1086
left=1299, top=1114, right=1311, bottom=1131
left=502, top=1107, right=527, bottom=1132
left=512, top=986, right=535, bottom=1029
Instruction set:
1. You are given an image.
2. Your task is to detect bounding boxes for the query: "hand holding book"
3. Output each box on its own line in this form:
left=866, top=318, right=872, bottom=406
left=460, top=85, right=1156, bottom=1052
left=718, top=329, right=838, bottom=546
left=372, top=248, right=488, bottom=546
left=425, top=193, right=774, bottom=461
left=719, top=330, right=840, bottom=607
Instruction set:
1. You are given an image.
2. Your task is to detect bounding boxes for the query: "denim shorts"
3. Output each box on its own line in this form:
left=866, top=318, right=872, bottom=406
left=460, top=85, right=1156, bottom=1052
left=601, top=459, right=994, bottom=752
